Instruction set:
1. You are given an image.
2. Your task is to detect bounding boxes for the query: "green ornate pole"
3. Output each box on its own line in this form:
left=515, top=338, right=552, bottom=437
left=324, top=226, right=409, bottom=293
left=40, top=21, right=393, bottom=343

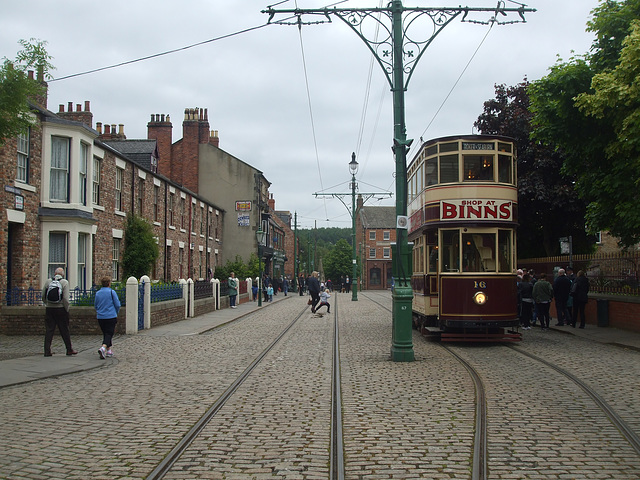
left=350, top=153, right=358, bottom=301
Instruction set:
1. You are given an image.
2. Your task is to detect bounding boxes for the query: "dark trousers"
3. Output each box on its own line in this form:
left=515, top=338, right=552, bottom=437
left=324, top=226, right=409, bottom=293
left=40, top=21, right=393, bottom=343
left=537, top=302, right=551, bottom=329
left=315, top=301, right=330, bottom=313
left=98, top=318, right=118, bottom=348
left=520, top=301, right=533, bottom=328
left=310, top=291, right=320, bottom=312
left=574, top=300, right=587, bottom=328
left=44, top=307, right=72, bottom=354
left=555, top=299, right=571, bottom=325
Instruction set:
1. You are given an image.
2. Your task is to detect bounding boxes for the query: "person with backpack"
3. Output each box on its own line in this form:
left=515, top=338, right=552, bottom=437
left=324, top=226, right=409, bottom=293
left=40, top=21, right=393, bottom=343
left=42, top=267, right=77, bottom=357
left=94, top=276, right=121, bottom=359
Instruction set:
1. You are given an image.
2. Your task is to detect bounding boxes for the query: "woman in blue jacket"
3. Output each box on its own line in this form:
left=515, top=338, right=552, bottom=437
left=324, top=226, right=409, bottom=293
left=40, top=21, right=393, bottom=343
left=95, top=276, right=121, bottom=359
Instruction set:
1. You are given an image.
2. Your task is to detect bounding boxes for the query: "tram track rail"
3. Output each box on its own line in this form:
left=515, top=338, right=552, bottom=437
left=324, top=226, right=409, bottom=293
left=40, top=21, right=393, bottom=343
left=360, top=291, right=488, bottom=480
left=145, top=297, right=346, bottom=480
left=509, top=345, right=640, bottom=456
left=145, top=304, right=309, bottom=480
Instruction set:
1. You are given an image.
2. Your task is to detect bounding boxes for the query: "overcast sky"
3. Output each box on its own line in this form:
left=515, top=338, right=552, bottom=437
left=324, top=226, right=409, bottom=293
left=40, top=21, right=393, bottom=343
left=1, top=0, right=599, bottom=229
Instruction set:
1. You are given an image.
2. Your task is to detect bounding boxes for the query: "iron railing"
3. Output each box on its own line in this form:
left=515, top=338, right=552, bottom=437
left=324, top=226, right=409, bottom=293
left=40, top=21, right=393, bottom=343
left=519, top=251, right=640, bottom=296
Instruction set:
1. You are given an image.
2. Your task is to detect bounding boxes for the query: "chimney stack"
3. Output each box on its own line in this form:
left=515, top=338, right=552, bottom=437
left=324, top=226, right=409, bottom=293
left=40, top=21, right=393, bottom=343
left=147, top=113, right=173, bottom=179
left=56, top=100, right=94, bottom=129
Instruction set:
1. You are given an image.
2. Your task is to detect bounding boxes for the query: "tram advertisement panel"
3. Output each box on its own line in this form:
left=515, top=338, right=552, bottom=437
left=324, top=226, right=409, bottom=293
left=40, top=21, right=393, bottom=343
left=440, top=199, right=513, bottom=222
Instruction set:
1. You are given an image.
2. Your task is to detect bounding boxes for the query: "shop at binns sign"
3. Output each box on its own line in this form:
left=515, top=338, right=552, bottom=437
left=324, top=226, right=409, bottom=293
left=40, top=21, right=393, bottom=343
left=440, top=199, right=512, bottom=221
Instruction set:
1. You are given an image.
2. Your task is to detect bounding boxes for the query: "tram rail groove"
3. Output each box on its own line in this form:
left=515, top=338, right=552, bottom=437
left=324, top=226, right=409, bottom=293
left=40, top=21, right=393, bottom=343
left=509, top=345, right=640, bottom=456
left=361, top=292, right=488, bottom=480
left=145, top=304, right=309, bottom=480
left=330, top=293, right=345, bottom=480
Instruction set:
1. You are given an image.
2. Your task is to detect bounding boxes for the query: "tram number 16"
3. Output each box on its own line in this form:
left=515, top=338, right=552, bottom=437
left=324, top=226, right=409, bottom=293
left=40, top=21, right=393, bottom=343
left=474, top=281, right=487, bottom=289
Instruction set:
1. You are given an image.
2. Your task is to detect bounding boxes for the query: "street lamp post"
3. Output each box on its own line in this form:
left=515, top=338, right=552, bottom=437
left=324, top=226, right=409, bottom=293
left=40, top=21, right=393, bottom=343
left=256, top=228, right=266, bottom=307
left=349, top=153, right=358, bottom=302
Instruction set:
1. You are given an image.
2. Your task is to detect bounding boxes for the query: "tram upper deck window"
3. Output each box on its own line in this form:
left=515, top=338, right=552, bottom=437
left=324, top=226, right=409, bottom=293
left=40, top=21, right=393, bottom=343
left=426, top=144, right=438, bottom=156
left=440, top=154, right=459, bottom=183
left=498, top=142, right=512, bottom=153
left=426, top=157, right=438, bottom=186
left=439, top=142, right=458, bottom=153
left=498, top=154, right=512, bottom=184
left=463, top=155, right=494, bottom=181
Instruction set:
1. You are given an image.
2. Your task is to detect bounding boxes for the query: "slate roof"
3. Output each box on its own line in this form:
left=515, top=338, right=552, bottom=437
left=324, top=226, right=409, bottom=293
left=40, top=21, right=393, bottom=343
left=104, top=140, right=158, bottom=171
left=359, top=206, right=396, bottom=229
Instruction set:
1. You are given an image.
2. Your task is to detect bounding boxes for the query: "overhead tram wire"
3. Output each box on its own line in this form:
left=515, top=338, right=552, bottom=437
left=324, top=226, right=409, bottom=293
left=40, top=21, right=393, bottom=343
left=49, top=23, right=272, bottom=82
left=407, top=20, right=496, bottom=160
left=294, top=9, right=330, bottom=224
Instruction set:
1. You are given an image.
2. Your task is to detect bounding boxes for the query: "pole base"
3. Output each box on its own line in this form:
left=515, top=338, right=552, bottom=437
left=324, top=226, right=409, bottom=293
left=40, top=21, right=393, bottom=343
left=391, top=284, right=415, bottom=362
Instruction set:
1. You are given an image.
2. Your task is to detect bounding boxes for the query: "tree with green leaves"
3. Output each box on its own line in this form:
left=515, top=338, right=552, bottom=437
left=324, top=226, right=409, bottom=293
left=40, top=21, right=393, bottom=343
left=474, top=81, right=592, bottom=257
left=122, top=214, right=159, bottom=280
left=0, top=38, right=54, bottom=146
left=322, top=239, right=353, bottom=284
left=528, top=0, right=640, bottom=247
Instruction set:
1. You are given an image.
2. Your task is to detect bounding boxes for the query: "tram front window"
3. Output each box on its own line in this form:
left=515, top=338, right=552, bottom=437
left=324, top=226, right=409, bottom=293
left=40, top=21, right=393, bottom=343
left=440, top=154, right=459, bottom=183
left=498, top=154, right=512, bottom=184
left=442, top=230, right=460, bottom=272
left=462, top=233, right=496, bottom=272
left=498, top=230, right=512, bottom=272
left=426, top=157, right=438, bottom=186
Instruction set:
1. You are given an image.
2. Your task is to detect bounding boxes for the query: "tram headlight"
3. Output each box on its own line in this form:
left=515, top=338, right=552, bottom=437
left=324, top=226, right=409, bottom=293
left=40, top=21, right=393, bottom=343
left=473, top=291, right=487, bottom=306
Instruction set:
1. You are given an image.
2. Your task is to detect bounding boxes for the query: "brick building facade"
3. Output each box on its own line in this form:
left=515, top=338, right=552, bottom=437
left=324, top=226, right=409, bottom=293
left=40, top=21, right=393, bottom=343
left=355, top=197, right=396, bottom=290
left=0, top=73, right=223, bottom=302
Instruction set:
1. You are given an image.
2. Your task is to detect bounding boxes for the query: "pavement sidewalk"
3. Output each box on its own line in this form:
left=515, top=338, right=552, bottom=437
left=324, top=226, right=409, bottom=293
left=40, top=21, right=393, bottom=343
left=0, top=293, right=292, bottom=388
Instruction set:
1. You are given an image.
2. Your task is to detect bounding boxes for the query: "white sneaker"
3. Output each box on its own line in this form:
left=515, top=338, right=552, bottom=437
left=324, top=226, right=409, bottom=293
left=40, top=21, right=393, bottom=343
left=98, top=346, right=106, bottom=359
left=106, top=349, right=113, bottom=357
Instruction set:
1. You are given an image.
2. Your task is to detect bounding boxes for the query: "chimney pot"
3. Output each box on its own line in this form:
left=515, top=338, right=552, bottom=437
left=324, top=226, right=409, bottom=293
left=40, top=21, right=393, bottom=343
left=204, top=108, right=208, bottom=121
left=161, top=114, right=165, bottom=122
left=118, top=124, right=124, bottom=135
left=105, top=124, right=111, bottom=134
left=96, top=122, right=102, bottom=134
left=166, top=114, right=170, bottom=123
left=84, top=100, right=90, bottom=112
left=59, top=104, right=65, bottom=113
left=68, top=101, right=73, bottom=112
left=76, top=104, right=81, bottom=112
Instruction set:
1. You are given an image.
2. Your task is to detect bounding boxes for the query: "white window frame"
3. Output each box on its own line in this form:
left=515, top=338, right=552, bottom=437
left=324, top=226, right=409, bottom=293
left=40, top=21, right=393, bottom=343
left=383, top=247, right=391, bottom=258
left=77, top=233, right=87, bottom=289
left=79, top=143, right=88, bottom=205
left=369, top=231, right=376, bottom=240
left=112, top=238, right=121, bottom=281
left=17, top=129, right=29, bottom=183
left=50, top=136, right=70, bottom=202
left=92, top=157, right=101, bottom=205
left=383, top=231, right=391, bottom=241
left=48, top=232, right=67, bottom=279
left=369, top=248, right=376, bottom=258
left=115, top=168, right=123, bottom=211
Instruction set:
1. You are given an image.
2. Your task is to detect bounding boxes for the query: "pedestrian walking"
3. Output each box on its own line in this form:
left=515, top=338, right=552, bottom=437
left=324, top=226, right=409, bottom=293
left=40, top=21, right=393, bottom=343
left=228, top=272, right=238, bottom=308
left=308, top=271, right=321, bottom=313
left=532, top=272, right=553, bottom=330
left=94, top=276, right=121, bottom=359
left=42, top=267, right=77, bottom=356
left=267, top=283, right=274, bottom=302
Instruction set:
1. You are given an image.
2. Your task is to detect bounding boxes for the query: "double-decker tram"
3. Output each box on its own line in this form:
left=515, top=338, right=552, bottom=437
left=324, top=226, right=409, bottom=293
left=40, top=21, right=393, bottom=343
left=408, top=134, right=521, bottom=341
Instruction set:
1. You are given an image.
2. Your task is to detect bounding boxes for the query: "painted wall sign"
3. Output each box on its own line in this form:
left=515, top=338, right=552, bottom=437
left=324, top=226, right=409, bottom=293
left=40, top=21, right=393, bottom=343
left=237, top=213, right=250, bottom=226
left=440, top=199, right=512, bottom=221
left=235, top=201, right=252, bottom=211
left=462, top=142, right=495, bottom=151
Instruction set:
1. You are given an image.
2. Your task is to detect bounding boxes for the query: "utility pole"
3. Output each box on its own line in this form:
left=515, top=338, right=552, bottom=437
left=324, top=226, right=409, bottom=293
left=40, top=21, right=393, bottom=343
left=264, top=1, right=534, bottom=361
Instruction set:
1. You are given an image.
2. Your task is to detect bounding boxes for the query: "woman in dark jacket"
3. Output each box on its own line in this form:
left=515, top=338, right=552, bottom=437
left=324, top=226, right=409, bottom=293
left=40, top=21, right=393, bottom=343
left=571, top=270, right=590, bottom=328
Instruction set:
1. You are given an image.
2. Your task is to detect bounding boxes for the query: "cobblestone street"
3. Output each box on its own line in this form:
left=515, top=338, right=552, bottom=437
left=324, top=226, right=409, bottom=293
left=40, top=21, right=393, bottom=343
left=0, top=292, right=639, bottom=479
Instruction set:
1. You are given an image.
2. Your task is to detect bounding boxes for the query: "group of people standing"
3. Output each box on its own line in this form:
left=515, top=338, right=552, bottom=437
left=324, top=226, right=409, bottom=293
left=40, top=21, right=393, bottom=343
left=517, top=267, right=590, bottom=331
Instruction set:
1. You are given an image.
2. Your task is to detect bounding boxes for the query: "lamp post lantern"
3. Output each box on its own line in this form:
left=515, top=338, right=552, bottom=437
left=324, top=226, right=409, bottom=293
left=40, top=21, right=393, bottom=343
left=349, top=153, right=358, bottom=301
left=256, top=228, right=266, bottom=307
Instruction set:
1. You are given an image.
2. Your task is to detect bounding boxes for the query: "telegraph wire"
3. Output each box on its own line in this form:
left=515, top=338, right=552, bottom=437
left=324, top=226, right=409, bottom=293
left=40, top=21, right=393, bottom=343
left=49, top=23, right=272, bottom=82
